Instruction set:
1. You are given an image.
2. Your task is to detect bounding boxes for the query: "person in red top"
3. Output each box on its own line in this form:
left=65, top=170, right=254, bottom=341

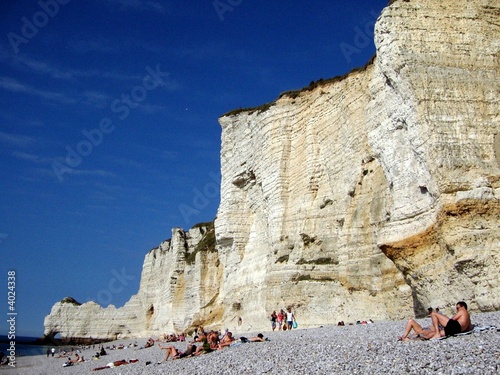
left=277, top=310, right=284, bottom=331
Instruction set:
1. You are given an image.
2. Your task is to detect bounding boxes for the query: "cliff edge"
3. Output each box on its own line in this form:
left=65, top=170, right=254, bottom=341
left=45, top=0, right=500, bottom=341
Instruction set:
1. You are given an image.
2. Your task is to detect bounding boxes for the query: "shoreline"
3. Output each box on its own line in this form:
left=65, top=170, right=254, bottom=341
left=2, top=311, right=499, bottom=374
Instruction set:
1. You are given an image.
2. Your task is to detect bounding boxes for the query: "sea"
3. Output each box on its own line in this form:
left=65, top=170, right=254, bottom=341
left=0, top=336, right=62, bottom=357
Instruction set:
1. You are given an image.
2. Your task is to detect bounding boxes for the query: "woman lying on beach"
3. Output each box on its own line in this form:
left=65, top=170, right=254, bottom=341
left=398, top=318, right=436, bottom=341
left=159, top=343, right=197, bottom=361
left=91, top=359, right=138, bottom=371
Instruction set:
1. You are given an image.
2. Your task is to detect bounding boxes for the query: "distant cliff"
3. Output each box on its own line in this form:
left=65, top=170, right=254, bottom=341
left=45, top=0, right=500, bottom=341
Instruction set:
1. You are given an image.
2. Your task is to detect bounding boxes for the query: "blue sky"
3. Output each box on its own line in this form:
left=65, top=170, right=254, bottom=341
left=0, top=0, right=387, bottom=337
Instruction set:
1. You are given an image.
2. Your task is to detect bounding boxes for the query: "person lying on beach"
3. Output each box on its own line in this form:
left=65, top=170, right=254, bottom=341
left=91, top=359, right=137, bottom=371
left=429, top=301, right=472, bottom=339
left=398, top=318, right=436, bottom=341
left=159, top=343, right=197, bottom=361
left=240, top=333, right=269, bottom=343
left=144, top=338, right=155, bottom=348
left=248, top=333, right=268, bottom=342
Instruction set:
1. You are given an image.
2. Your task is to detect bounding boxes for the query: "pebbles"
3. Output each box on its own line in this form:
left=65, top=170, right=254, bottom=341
left=9, top=311, right=500, bottom=374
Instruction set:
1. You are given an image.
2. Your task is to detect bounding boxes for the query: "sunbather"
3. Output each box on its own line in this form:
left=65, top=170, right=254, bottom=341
left=91, top=359, right=130, bottom=371
left=159, top=343, right=197, bottom=361
left=398, top=318, right=436, bottom=341
left=218, top=332, right=235, bottom=349
left=248, top=333, right=267, bottom=342
left=240, top=333, right=268, bottom=342
left=429, top=301, right=472, bottom=339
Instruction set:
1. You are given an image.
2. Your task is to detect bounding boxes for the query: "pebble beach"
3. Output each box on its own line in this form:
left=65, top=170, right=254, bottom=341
left=2, top=311, right=499, bottom=375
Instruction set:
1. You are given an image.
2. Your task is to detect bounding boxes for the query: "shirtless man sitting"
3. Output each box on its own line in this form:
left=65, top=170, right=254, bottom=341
left=430, top=301, right=472, bottom=339
left=217, top=332, right=235, bottom=349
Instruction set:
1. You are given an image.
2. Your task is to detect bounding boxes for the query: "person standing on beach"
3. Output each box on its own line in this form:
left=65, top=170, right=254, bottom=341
left=277, top=310, right=284, bottom=331
left=270, top=311, right=277, bottom=331
left=286, top=307, right=295, bottom=330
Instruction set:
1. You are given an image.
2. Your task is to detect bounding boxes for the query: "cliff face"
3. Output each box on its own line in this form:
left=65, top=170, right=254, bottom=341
left=45, top=0, right=500, bottom=340
left=44, top=224, right=222, bottom=339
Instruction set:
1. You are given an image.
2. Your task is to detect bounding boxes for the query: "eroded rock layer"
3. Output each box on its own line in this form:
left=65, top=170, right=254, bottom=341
left=45, top=0, right=499, bottom=340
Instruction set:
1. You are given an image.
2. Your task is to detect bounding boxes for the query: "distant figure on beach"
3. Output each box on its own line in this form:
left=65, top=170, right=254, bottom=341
left=277, top=310, right=284, bottom=330
left=91, top=359, right=136, bottom=371
left=46, top=348, right=50, bottom=357
left=70, top=353, right=81, bottom=363
left=244, top=333, right=268, bottom=342
left=270, top=311, right=277, bottom=331
left=0, top=352, right=7, bottom=366
left=144, top=338, right=155, bottom=348
left=286, top=307, right=295, bottom=330
left=51, top=348, right=55, bottom=357
left=429, top=301, right=472, bottom=339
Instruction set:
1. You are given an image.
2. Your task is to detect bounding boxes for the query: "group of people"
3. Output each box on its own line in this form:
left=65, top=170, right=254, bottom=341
left=157, top=332, right=186, bottom=343
left=158, top=326, right=268, bottom=362
left=71, top=300, right=476, bottom=369
left=399, top=301, right=473, bottom=341
left=270, top=307, right=296, bottom=331
left=62, top=352, right=85, bottom=367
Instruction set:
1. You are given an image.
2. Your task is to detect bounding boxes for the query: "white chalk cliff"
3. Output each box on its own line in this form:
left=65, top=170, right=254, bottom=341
left=45, top=0, right=500, bottom=340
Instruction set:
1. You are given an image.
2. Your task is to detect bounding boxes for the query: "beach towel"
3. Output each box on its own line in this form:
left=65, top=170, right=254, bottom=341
left=471, top=324, right=498, bottom=332
left=431, top=324, right=498, bottom=340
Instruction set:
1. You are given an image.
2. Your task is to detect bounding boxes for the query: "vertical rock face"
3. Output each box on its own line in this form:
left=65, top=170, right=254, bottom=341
left=45, top=0, right=499, bottom=340
left=44, top=224, right=222, bottom=340
left=215, top=0, right=499, bottom=328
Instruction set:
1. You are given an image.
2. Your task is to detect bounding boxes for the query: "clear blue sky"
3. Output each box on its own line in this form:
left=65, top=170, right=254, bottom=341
left=0, top=0, right=387, bottom=337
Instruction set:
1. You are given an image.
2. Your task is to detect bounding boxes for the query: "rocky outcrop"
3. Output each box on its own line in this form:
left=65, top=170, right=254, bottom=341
left=44, top=223, right=222, bottom=340
left=45, top=0, right=500, bottom=340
